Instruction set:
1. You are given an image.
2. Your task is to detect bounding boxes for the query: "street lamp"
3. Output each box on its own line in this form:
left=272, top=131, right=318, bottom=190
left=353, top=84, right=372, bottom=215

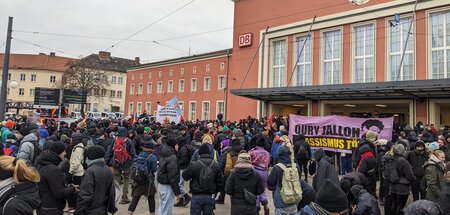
left=9, top=80, right=19, bottom=89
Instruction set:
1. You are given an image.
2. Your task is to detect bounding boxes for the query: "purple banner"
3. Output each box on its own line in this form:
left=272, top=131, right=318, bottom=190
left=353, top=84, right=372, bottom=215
left=289, top=114, right=393, bottom=153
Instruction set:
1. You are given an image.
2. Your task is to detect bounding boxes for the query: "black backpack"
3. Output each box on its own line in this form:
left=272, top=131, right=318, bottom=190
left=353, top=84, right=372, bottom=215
left=383, top=156, right=399, bottom=183
left=131, top=154, right=154, bottom=185
left=198, top=160, right=215, bottom=191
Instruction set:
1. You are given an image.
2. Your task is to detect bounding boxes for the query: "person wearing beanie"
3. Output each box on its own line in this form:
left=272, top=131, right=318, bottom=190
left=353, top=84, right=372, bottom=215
left=157, top=137, right=181, bottom=215
left=293, top=134, right=312, bottom=181
left=340, top=172, right=369, bottom=212
left=233, top=128, right=246, bottom=148
left=75, top=145, right=115, bottom=215
left=389, top=143, right=416, bottom=215
left=423, top=150, right=446, bottom=203
left=1, top=120, right=13, bottom=143
left=405, top=140, right=429, bottom=201
left=350, top=185, right=381, bottom=215
left=105, top=127, right=136, bottom=204
left=301, top=179, right=349, bottom=214
left=175, top=126, right=193, bottom=207
left=67, top=133, right=87, bottom=212
left=249, top=137, right=271, bottom=214
left=312, top=148, right=339, bottom=192
left=16, top=125, right=39, bottom=164
left=356, top=144, right=377, bottom=197
left=267, top=145, right=304, bottom=214
left=213, top=126, right=230, bottom=153
left=182, top=143, right=221, bottom=215
left=226, top=151, right=264, bottom=215
left=216, top=138, right=243, bottom=204
left=36, top=141, right=77, bottom=215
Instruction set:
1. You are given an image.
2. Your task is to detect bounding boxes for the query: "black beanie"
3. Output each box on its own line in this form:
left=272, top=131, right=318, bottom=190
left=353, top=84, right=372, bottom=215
left=316, top=179, right=349, bottom=213
left=152, top=133, right=161, bottom=142
left=49, top=141, right=66, bottom=155
left=231, top=138, right=241, bottom=147
left=198, top=143, right=210, bottom=155
left=166, top=138, right=178, bottom=148
left=85, top=145, right=105, bottom=160
left=19, top=127, right=30, bottom=137
left=256, top=137, right=266, bottom=147
left=71, top=133, right=84, bottom=144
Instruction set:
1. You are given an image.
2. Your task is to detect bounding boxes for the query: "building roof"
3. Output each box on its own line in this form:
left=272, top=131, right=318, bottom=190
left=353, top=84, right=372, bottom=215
left=0, top=53, right=75, bottom=72
left=129, top=49, right=232, bottom=71
left=230, top=79, right=450, bottom=101
left=80, top=53, right=137, bottom=72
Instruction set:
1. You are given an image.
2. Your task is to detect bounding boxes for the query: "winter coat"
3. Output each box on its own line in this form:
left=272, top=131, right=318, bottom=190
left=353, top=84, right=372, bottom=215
left=271, top=141, right=282, bottom=160
left=0, top=181, right=41, bottom=215
left=17, top=133, right=38, bottom=163
left=267, top=146, right=302, bottom=208
left=69, top=142, right=85, bottom=177
left=131, top=152, right=158, bottom=197
left=357, top=149, right=377, bottom=196
left=177, top=133, right=191, bottom=149
left=157, top=144, right=181, bottom=196
left=0, top=127, right=12, bottom=143
left=406, top=150, right=429, bottom=179
left=439, top=182, right=450, bottom=214
left=219, top=144, right=243, bottom=173
left=424, top=160, right=445, bottom=202
left=353, top=139, right=377, bottom=167
left=294, top=139, right=312, bottom=161
left=249, top=146, right=270, bottom=171
left=105, top=137, right=136, bottom=169
left=74, top=159, right=113, bottom=215
left=297, top=180, right=316, bottom=211
left=389, top=155, right=416, bottom=195
left=225, top=166, right=264, bottom=215
left=97, top=137, right=113, bottom=151
left=37, top=151, right=76, bottom=210
left=177, top=143, right=191, bottom=170
left=341, top=172, right=369, bottom=189
left=312, top=149, right=339, bottom=192
left=351, top=188, right=381, bottom=215
left=182, top=154, right=221, bottom=195
left=191, top=144, right=219, bottom=163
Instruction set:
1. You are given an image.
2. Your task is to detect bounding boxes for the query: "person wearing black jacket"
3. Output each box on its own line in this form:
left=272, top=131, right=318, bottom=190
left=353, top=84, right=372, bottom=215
left=390, top=144, right=416, bottom=215
left=74, top=145, right=114, bottom=215
left=217, top=138, right=243, bottom=204
left=175, top=126, right=192, bottom=207
left=183, top=143, right=221, bottom=215
left=293, top=134, right=311, bottom=181
left=312, top=148, right=339, bottom=192
left=356, top=145, right=377, bottom=197
left=157, top=138, right=181, bottom=215
left=37, top=142, right=77, bottom=215
left=405, top=140, right=428, bottom=201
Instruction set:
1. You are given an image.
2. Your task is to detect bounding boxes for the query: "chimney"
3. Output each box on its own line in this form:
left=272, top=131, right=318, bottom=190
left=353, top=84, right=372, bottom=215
left=39, top=53, right=46, bottom=55
left=134, top=57, right=140, bottom=65
left=98, top=51, right=111, bottom=61
left=50, top=52, right=56, bottom=57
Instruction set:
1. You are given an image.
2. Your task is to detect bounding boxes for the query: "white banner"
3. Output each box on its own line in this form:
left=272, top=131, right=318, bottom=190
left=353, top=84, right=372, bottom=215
left=156, top=105, right=181, bottom=124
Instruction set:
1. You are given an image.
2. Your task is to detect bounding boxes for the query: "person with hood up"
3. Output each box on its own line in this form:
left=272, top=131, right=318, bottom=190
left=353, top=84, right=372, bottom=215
left=404, top=200, right=443, bottom=215
left=37, top=141, right=77, bottom=215
left=299, top=179, right=349, bottom=215
left=271, top=132, right=283, bottom=165
left=294, top=134, right=312, bottom=181
left=340, top=172, right=369, bottom=212
left=217, top=138, right=243, bottom=204
left=405, top=140, right=429, bottom=201
left=157, top=138, right=181, bottom=215
left=0, top=156, right=41, bottom=215
left=1, top=120, right=14, bottom=143
left=438, top=162, right=450, bottom=214
left=105, top=127, right=136, bottom=204
left=312, top=148, right=339, bottom=192
left=16, top=126, right=40, bottom=164
left=151, top=133, right=163, bottom=160
left=191, top=133, right=219, bottom=162
left=74, top=145, right=115, bottom=215
left=267, top=145, right=301, bottom=215
left=356, top=145, right=377, bottom=197
left=174, top=125, right=192, bottom=207
left=225, top=151, right=264, bottom=215
left=249, top=137, right=271, bottom=215
left=424, top=150, right=446, bottom=202
left=38, top=124, right=49, bottom=150
left=389, top=144, right=416, bottom=215
left=234, top=128, right=246, bottom=148
left=353, top=130, right=378, bottom=167
left=350, top=185, right=381, bottom=215
left=190, top=130, right=204, bottom=152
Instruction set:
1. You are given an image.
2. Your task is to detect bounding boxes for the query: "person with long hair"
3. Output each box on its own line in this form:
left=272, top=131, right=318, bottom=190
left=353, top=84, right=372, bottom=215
left=0, top=156, right=41, bottom=215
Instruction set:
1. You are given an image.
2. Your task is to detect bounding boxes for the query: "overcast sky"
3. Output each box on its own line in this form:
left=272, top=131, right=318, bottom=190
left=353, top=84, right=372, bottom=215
left=0, top=0, right=234, bottom=63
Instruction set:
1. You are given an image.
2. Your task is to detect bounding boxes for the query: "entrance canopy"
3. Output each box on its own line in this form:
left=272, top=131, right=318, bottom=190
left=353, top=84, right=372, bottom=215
left=230, top=79, right=450, bottom=101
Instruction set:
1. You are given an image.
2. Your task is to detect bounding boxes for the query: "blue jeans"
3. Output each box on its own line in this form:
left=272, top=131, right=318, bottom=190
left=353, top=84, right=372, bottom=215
left=340, top=155, right=353, bottom=175
left=190, top=194, right=215, bottom=215
left=179, top=169, right=186, bottom=195
left=158, top=183, right=175, bottom=215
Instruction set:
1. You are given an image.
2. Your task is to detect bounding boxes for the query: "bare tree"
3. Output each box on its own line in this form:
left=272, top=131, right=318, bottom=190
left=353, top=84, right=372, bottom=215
left=59, top=60, right=110, bottom=117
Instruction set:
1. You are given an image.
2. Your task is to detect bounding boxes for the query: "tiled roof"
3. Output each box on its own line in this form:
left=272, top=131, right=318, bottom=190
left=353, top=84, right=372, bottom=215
left=79, top=54, right=137, bottom=72
left=0, top=53, right=75, bottom=72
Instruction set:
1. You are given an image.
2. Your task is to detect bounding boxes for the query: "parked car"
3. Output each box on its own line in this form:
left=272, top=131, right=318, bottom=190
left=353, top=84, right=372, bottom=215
left=71, top=111, right=82, bottom=119
left=115, top=112, right=124, bottom=120
left=88, top=112, right=102, bottom=120
left=4, top=112, right=16, bottom=119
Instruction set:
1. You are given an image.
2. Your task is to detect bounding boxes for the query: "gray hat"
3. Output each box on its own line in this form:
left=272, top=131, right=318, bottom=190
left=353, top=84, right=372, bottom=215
left=393, top=144, right=406, bottom=156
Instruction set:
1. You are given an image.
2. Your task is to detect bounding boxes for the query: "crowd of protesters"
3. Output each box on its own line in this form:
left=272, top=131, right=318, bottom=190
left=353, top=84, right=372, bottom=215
left=0, top=114, right=448, bottom=215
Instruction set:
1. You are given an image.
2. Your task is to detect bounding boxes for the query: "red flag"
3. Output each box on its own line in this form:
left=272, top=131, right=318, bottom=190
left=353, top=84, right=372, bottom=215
left=129, top=112, right=135, bottom=124
left=267, top=112, right=275, bottom=127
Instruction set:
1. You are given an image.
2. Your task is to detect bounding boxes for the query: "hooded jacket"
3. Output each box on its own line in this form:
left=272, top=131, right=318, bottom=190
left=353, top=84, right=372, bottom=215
left=312, top=149, right=339, bottom=192
left=191, top=143, right=219, bottom=163
left=37, top=151, right=76, bottom=209
left=0, top=127, right=12, bottom=143
left=69, top=142, right=85, bottom=177
left=0, top=181, right=41, bottom=215
left=389, top=154, right=416, bottom=195
left=104, top=127, right=136, bottom=169
left=424, top=156, right=445, bottom=202
left=354, top=139, right=377, bottom=167
left=406, top=146, right=429, bottom=179
left=351, top=185, right=381, bottom=215
left=182, top=154, right=221, bottom=195
left=219, top=143, right=243, bottom=173
left=177, top=134, right=192, bottom=170
left=439, top=178, right=450, bottom=214
left=17, top=133, right=38, bottom=163
left=157, top=144, right=181, bottom=196
left=406, top=200, right=443, bottom=215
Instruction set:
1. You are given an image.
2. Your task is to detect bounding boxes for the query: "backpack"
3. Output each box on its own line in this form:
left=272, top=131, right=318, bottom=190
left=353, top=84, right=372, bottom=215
left=297, top=143, right=309, bottom=160
left=3, top=142, right=18, bottom=157
left=131, top=154, right=155, bottom=185
left=114, top=137, right=130, bottom=165
left=198, top=160, right=216, bottom=191
left=224, top=153, right=238, bottom=176
left=382, top=156, right=399, bottom=183
left=276, top=163, right=303, bottom=204
left=30, top=140, right=42, bottom=164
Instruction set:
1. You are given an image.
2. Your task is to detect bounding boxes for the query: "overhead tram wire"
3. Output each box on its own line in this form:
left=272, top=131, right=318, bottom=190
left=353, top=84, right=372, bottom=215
left=103, top=0, right=196, bottom=51
left=12, top=37, right=81, bottom=58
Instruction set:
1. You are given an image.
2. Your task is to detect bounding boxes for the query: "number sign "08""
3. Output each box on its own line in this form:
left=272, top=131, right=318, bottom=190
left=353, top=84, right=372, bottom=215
left=238, top=33, right=253, bottom=47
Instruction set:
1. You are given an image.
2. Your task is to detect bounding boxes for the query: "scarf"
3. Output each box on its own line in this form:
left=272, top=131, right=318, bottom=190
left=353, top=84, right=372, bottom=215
left=309, top=202, right=332, bottom=215
left=235, top=162, right=253, bottom=169
left=0, top=178, right=15, bottom=199
left=357, top=151, right=374, bottom=172
left=87, top=158, right=105, bottom=167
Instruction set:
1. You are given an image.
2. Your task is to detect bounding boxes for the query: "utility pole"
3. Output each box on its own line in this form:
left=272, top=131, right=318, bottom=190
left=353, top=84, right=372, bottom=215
left=0, top=17, right=13, bottom=121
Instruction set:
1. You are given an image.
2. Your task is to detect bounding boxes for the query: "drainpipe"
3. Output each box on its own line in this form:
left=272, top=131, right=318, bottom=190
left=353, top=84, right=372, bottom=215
left=224, top=49, right=231, bottom=121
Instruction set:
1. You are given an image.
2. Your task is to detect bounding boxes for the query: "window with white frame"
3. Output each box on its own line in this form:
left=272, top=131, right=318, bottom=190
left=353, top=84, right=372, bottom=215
left=202, top=101, right=210, bottom=120
left=101, top=89, right=107, bottom=97
left=149, top=72, right=152, bottom=79
left=295, top=35, right=312, bottom=86
left=217, top=101, right=225, bottom=117
left=389, top=17, right=414, bottom=81
left=323, top=30, right=342, bottom=84
left=206, top=65, right=211, bottom=72
left=181, top=68, right=185, bottom=76
left=353, top=24, right=375, bottom=83
left=159, top=71, right=162, bottom=78
left=19, top=88, right=24, bottom=96
left=193, top=66, right=197, bottom=74
left=139, top=74, right=143, bottom=80
left=146, top=102, right=151, bottom=113
left=50, top=76, right=56, bottom=83
left=218, top=76, right=226, bottom=89
left=147, top=82, right=152, bottom=94
left=168, top=80, right=173, bottom=93
left=178, top=101, right=184, bottom=116
left=111, top=76, right=117, bottom=84
left=138, top=83, right=143, bottom=94
left=130, top=84, right=135, bottom=95
left=189, top=102, right=196, bottom=121
left=220, top=62, right=225, bottom=70
left=430, top=11, right=450, bottom=79
left=117, top=91, right=123, bottom=98
left=31, top=74, right=36, bottom=82
left=191, top=78, right=197, bottom=91
left=128, top=102, right=134, bottom=115
left=179, top=79, right=185, bottom=92
left=137, top=102, right=142, bottom=114
left=29, top=89, right=35, bottom=96
left=20, top=74, right=26, bottom=81
left=157, top=81, right=163, bottom=93
left=169, top=70, right=173, bottom=76
left=272, top=40, right=287, bottom=87
left=204, top=77, right=211, bottom=91
left=110, top=90, right=116, bottom=97
left=118, top=77, right=124, bottom=84
left=131, top=74, right=135, bottom=80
